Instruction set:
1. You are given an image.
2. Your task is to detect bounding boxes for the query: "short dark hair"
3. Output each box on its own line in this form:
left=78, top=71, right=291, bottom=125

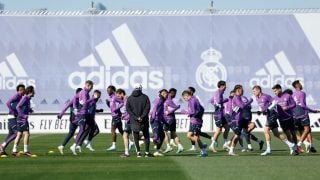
left=169, top=88, right=177, bottom=93
left=94, top=89, right=101, bottom=95
left=233, top=84, right=243, bottom=91
left=85, top=80, right=93, bottom=86
left=188, top=86, right=196, bottom=93
left=16, top=84, right=25, bottom=91
left=217, top=81, right=226, bottom=88
left=272, top=84, right=282, bottom=90
left=292, top=80, right=300, bottom=88
left=159, top=89, right=168, bottom=94
left=283, top=89, right=293, bottom=95
left=76, top=88, right=82, bottom=94
left=116, top=88, right=126, bottom=95
left=252, top=85, right=261, bottom=91
left=25, top=86, right=34, bottom=95
left=229, top=90, right=235, bottom=95
left=107, top=85, right=116, bottom=92
left=182, top=90, right=191, bottom=96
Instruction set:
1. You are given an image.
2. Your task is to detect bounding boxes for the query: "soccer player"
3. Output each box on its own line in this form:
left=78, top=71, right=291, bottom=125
left=228, top=85, right=253, bottom=156
left=70, top=80, right=94, bottom=155
left=253, top=85, right=295, bottom=156
left=126, top=84, right=152, bottom=158
left=12, top=86, right=35, bottom=157
left=57, top=88, right=82, bottom=155
left=116, top=89, right=134, bottom=157
left=209, top=81, right=230, bottom=152
left=106, top=85, right=124, bottom=151
left=181, top=90, right=208, bottom=157
left=0, top=84, right=25, bottom=156
left=291, top=80, right=319, bottom=153
left=80, top=90, right=103, bottom=151
left=271, top=84, right=299, bottom=155
left=150, top=89, right=168, bottom=157
left=163, top=88, right=184, bottom=154
left=188, top=86, right=211, bottom=151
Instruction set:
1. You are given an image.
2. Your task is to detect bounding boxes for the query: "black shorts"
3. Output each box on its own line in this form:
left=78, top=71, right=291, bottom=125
left=265, top=113, right=279, bottom=130
left=17, top=122, right=29, bottom=132
left=163, top=119, right=176, bottom=132
left=214, top=116, right=227, bottom=128
left=224, top=114, right=232, bottom=123
left=279, top=118, right=295, bottom=131
left=294, top=117, right=310, bottom=131
left=123, top=121, right=132, bottom=133
left=112, top=116, right=122, bottom=126
left=188, top=124, right=202, bottom=136
left=230, top=120, right=248, bottom=136
left=8, top=117, right=18, bottom=133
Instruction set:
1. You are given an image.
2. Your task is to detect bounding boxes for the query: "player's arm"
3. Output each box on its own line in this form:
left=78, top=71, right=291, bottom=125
left=16, top=96, right=28, bottom=119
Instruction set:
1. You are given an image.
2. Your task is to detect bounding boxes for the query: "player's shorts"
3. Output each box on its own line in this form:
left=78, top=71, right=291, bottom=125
left=294, top=117, right=310, bottom=131
left=8, top=117, right=18, bottom=133
left=214, top=116, right=227, bottom=128
left=151, top=119, right=164, bottom=144
left=224, top=114, right=232, bottom=123
left=112, top=116, right=122, bottom=127
left=188, top=123, right=202, bottom=136
left=279, top=118, right=295, bottom=131
left=163, top=118, right=176, bottom=132
left=123, top=121, right=132, bottom=133
left=265, top=111, right=279, bottom=130
left=230, top=120, right=248, bottom=136
left=17, top=121, right=29, bottom=132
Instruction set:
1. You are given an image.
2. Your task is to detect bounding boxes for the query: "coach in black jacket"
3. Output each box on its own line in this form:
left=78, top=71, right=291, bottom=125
left=126, top=84, right=151, bottom=157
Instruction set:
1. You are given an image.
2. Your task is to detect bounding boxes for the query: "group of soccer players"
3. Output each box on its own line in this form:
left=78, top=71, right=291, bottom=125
left=0, top=79, right=318, bottom=157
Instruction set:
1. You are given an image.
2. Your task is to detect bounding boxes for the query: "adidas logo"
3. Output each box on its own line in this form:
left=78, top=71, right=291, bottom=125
left=0, top=53, right=36, bottom=90
left=68, top=23, right=164, bottom=90
left=249, top=51, right=304, bottom=88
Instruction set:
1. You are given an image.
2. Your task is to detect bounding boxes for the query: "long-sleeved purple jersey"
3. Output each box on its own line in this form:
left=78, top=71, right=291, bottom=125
left=292, top=90, right=317, bottom=119
left=164, top=95, right=180, bottom=123
left=87, top=98, right=98, bottom=118
left=256, top=93, right=273, bottom=112
left=16, top=95, right=31, bottom=123
left=273, top=93, right=296, bottom=121
left=150, top=96, right=165, bottom=121
left=108, top=93, right=124, bottom=117
left=184, top=96, right=204, bottom=125
left=241, top=96, right=253, bottom=120
left=122, top=97, right=129, bottom=121
left=224, top=98, right=232, bottom=115
left=73, top=87, right=90, bottom=117
left=210, top=89, right=228, bottom=119
left=58, top=96, right=78, bottom=118
left=231, top=95, right=253, bottom=122
left=6, top=93, right=23, bottom=116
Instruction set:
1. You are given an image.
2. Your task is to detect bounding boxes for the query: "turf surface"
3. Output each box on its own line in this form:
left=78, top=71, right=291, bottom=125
left=0, top=133, right=319, bottom=180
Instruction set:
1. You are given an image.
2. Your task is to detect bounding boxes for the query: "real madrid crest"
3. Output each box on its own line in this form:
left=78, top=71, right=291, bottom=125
left=195, top=48, right=227, bottom=92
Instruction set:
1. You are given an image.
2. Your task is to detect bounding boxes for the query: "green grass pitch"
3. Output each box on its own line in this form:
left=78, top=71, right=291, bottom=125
left=0, top=133, right=319, bottom=180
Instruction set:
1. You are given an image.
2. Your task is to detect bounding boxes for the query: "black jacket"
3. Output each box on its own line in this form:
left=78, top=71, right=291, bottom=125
left=126, top=89, right=151, bottom=131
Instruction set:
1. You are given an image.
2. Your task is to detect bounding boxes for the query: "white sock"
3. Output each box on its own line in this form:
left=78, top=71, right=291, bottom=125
left=178, top=144, right=183, bottom=149
left=87, top=141, right=92, bottom=146
left=266, top=141, right=271, bottom=151
left=211, top=140, right=216, bottom=146
left=230, top=146, right=234, bottom=153
left=125, top=148, right=129, bottom=155
left=112, top=142, right=116, bottom=146
left=129, top=140, right=133, bottom=144
left=283, top=139, right=293, bottom=148
left=170, top=139, right=174, bottom=144
left=1, top=142, right=6, bottom=147
left=248, top=144, right=252, bottom=149
left=13, top=144, right=17, bottom=152
left=24, top=145, right=28, bottom=152
left=192, top=145, right=195, bottom=149
left=224, top=139, right=228, bottom=144
left=297, top=141, right=302, bottom=146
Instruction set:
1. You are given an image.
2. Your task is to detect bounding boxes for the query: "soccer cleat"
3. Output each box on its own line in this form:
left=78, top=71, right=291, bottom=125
left=223, top=143, right=230, bottom=151
left=310, top=147, right=317, bottom=153
left=297, top=146, right=303, bottom=154
left=0, top=145, right=3, bottom=152
left=76, top=145, right=82, bottom=153
left=83, top=140, right=89, bottom=146
left=176, top=146, right=184, bottom=154
left=129, top=142, right=134, bottom=151
left=11, top=152, right=20, bottom=157
left=120, top=153, right=130, bottom=158
left=259, top=141, right=264, bottom=150
left=137, top=152, right=142, bottom=158
left=188, top=146, right=197, bottom=151
left=163, top=146, right=173, bottom=153
left=199, top=151, right=208, bottom=157
left=86, top=144, right=95, bottom=152
left=144, top=152, right=154, bottom=158
left=23, top=152, right=33, bottom=157
left=106, top=145, right=116, bottom=151
left=153, top=151, right=164, bottom=157
left=241, top=148, right=246, bottom=152
left=0, top=151, right=8, bottom=156
left=57, top=145, right=64, bottom=155
left=305, top=144, right=311, bottom=153
left=70, top=145, right=77, bottom=155
left=247, top=148, right=254, bottom=152
left=209, top=144, right=217, bottom=153
left=261, top=150, right=272, bottom=156
left=228, top=151, right=238, bottom=156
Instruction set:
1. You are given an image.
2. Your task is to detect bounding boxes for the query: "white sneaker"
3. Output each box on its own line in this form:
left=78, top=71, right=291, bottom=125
left=86, top=144, right=95, bottom=151
left=228, top=151, right=238, bottom=156
left=261, top=150, right=272, bottom=156
left=241, top=148, right=247, bottom=152
left=164, top=146, right=173, bottom=153
left=83, top=140, right=89, bottom=146
left=70, top=145, right=77, bottom=155
left=76, top=145, right=82, bottom=153
left=188, top=146, right=197, bottom=151
left=153, top=151, right=164, bottom=157
left=106, top=145, right=116, bottom=151
left=176, top=145, right=184, bottom=154
left=129, top=142, right=134, bottom=151
left=209, top=144, right=217, bottom=152
left=223, top=143, right=230, bottom=151
left=305, top=143, right=311, bottom=153
left=57, top=145, right=64, bottom=155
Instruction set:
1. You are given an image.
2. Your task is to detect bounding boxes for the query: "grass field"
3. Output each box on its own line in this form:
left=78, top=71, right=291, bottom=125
left=0, top=132, right=319, bottom=180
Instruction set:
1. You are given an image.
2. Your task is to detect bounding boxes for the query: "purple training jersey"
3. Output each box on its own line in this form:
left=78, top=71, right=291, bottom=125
left=273, top=93, right=296, bottom=121
left=6, top=93, right=23, bottom=116
left=292, top=90, right=317, bottom=119
left=164, top=95, right=180, bottom=123
left=16, top=95, right=31, bottom=123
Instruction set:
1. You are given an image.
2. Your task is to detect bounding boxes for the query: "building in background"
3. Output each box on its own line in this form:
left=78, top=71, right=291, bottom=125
left=0, top=2, right=4, bottom=10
